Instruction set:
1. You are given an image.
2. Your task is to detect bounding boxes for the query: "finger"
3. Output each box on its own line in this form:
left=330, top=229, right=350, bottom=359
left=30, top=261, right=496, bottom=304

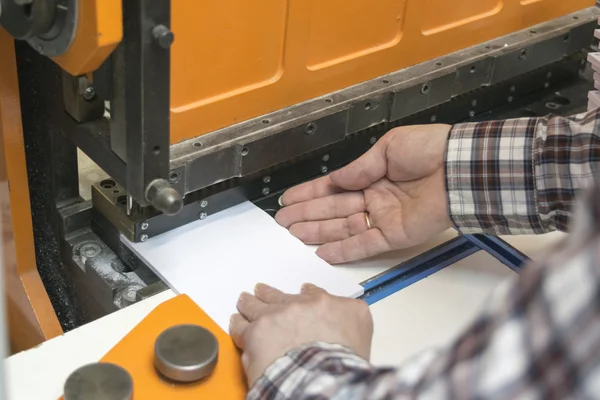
left=275, top=192, right=365, bottom=228
left=329, top=140, right=387, bottom=191
left=301, top=283, right=328, bottom=295
left=316, top=229, right=393, bottom=264
left=254, top=283, right=289, bottom=304
left=289, top=213, right=370, bottom=244
left=237, top=292, right=269, bottom=322
left=229, top=313, right=250, bottom=349
left=279, top=176, right=343, bottom=207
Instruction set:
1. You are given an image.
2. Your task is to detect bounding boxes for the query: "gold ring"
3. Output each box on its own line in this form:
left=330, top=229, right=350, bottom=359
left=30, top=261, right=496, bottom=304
left=364, top=212, right=372, bottom=230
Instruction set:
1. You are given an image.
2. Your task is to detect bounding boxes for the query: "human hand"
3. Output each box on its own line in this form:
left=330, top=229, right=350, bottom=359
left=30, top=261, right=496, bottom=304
left=275, top=124, right=453, bottom=264
left=229, top=283, right=373, bottom=387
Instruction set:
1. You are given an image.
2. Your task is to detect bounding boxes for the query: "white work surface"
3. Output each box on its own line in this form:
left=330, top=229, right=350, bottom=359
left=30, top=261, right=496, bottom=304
left=5, top=230, right=564, bottom=400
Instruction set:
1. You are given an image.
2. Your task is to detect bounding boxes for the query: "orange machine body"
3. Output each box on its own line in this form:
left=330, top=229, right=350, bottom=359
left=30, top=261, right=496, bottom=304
left=169, top=0, right=595, bottom=143
left=0, top=29, right=63, bottom=352
left=97, top=295, right=247, bottom=399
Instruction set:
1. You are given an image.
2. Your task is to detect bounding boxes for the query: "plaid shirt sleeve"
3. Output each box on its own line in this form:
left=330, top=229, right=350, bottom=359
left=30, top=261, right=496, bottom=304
left=446, top=109, right=600, bottom=234
left=248, top=182, right=600, bottom=400
left=246, top=111, right=600, bottom=400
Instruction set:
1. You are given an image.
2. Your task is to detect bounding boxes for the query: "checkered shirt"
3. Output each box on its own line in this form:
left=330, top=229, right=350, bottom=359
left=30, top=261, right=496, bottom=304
left=247, top=110, right=600, bottom=400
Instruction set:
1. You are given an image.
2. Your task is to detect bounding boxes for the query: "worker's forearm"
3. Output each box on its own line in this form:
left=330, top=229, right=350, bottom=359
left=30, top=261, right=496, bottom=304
left=247, top=342, right=443, bottom=400
left=445, top=109, right=600, bottom=235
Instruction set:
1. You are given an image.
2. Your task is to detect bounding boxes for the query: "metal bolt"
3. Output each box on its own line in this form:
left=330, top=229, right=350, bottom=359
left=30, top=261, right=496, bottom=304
left=430, top=115, right=437, bottom=123
left=80, top=243, right=102, bottom=259
left=507, top=96, right=514, bottom=103
left=36, top=44, right=44, bottom=54
left=546, top=72, right=552, bottom=79
left=153, top=25, right=175, bottom=49
left=141, top=222, right=149, bottom=230
left=262, top=187, right=270, bottom=196
left=544, top=82, right=550, bottom=88
left=510, top=85, right=516, bottom=92
left=320, top=165, right=328, bottom=174
left=471, top=99, right=478, bottom=107
left=420, top=83, right=431, bottom=95
left=322, top=154, right=330, bottom=162
left=199, top=212, right=208, bottom=220
left=305, top=123, right=317, bottom=135
left=200, top=200, right=208, bottom=208
left=369, top=136, right=377, bottom=145
left=263, top=176, right=271, bottom=184
left=83, top=87, right=96, bottom=101
left=140, top=234, right=149, bottom=242
left=469, top=110, right=476, bottom=117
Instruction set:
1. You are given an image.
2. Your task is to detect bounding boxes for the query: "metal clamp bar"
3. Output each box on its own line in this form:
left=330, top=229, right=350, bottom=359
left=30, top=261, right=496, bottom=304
left=121, top=0, right=182, bottom=215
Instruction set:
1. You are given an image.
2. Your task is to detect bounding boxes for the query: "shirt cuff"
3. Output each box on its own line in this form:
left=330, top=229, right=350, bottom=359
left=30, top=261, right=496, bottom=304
left=247, top=343, right=370, bottom=400
left=445, top=118, right=544, bottom=235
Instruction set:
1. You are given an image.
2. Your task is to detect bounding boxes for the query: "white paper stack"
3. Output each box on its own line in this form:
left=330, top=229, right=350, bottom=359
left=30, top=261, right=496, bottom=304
left=587, top=19, right=600, bottom=111
left=122, top=202, right=364, bottom=331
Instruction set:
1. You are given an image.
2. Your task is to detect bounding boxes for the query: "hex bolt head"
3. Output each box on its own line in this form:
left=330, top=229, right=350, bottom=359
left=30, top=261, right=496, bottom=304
left=153, top=25, right=175, bottom=49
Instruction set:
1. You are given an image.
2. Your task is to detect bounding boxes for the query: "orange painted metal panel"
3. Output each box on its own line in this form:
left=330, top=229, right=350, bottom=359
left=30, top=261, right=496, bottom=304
left=169, top=0, right=595, bottom=143
left=53, top=0, right=122, bottom=76
left=0, top=30, right=62, bottom=353
left=96, top=295, right=247, bottom=399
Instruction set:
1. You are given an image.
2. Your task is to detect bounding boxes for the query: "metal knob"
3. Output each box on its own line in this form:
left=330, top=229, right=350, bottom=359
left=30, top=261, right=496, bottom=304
left=154, top=324, right=219, bottom=383
left=145, top=178, right=184, bottom=216
left=64, top=362, right=133, bottom=400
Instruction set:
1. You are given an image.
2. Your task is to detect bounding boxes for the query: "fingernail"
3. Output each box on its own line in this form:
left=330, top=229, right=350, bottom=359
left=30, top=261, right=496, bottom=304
left=301, top=283, right=316, bottom=291
left=230, top=314, right=236, bottom=323
left=278, top=196, right=284, bottom=207
left=254, top=283, right=266, bottom=293
left=238, top=292, right=251, bottom=303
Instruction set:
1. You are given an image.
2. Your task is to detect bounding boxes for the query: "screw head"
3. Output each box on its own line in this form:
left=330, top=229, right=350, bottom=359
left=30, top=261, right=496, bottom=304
left=369, top=136, right=377, bottom=145
left=80, top=243, right=102, bottom=259
left=544, top=82, right=550, bottom=88
left=510, top=85, right=516, bottom=92
left=153, top=25, right=175, bottom=49
left=321, top=165, right=328, bottom=174
left=507, top=96, right=514, bottom=103
left=262, top=176, right=271, bottom=184
left=199, top=212, right=208, bottom=220
left=469, top=110, right=476, bottom=117
left=322, top=154, right=330, bottom=162
left=140, top=234, right=149, bottom=242
left=262, top=187, right=270, bottom=196
left=430, top=115, right=437, bottom=123
left=200, top=200, right=208, bottom=208
left=83, top=87, right=96, bottom=101
left=305, top=123, right=317, bottom=135
left=141, top=222, right=149, bottom=230
left=471, top=99, right=478, bottom=107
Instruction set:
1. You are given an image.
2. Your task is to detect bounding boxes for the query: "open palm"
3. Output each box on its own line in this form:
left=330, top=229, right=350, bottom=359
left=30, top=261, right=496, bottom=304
left=275, top=124, right=453, bottom=264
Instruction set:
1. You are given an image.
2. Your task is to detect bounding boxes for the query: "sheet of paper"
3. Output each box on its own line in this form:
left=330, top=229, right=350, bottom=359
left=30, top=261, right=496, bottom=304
left=123, top=201, right=364, bottom=331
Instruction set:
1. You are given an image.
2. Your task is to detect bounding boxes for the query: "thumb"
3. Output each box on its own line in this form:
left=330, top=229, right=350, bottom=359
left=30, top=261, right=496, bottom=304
left=330, top=139, right=387, bottom=190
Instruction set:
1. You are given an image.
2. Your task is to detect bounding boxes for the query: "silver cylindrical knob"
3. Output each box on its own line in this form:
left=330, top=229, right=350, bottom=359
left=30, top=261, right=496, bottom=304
left=64, top=362, right=133, bottom=400
left=154, top=324, right=219, bottom=383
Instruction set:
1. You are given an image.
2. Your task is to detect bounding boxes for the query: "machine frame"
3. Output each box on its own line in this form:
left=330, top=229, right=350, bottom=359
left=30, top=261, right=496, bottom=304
left=6, top=3, right=600, bottom=338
